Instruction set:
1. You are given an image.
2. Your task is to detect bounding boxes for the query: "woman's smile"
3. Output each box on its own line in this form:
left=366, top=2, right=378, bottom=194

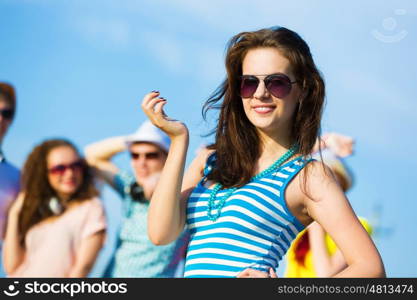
left=252, top=104, right=277, bottom=115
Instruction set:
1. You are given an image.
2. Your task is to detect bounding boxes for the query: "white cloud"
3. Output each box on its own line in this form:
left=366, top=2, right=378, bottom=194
left=138, top=30, right=185, bottom=73
left=73, top=16, right=131, bottom=49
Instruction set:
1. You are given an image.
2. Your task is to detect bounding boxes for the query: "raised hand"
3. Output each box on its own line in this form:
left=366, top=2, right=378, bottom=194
left=322, top=133, right=354, bottom=158
left=8, top=192, right=25, bottom=219
left=141, top=91, right=188, bottom=139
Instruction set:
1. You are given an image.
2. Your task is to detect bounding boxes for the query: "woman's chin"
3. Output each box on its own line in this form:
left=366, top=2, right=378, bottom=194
left=251, top=119, right=278, bottom=133
left=56, top=186, right=79, bottom=198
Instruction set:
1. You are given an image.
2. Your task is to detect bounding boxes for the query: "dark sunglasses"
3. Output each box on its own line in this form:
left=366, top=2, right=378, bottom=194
left=48, top=160, right=84, bottom=175
left=0, top=109, right=14, bottom=119
left=240, top=73, right=297, bottom=99
left=130, top=151, right=162, bottom=160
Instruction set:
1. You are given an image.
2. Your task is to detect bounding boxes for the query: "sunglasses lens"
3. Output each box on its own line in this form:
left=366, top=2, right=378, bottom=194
left=49, top=160, right=83, bottom=175
left=0, top=109, right=14, bottom=119
left=130, top=152, right=139, bottom=159
left=266, top=75, right=292, bottom=98
left=130, top=152, right=161, bottom=160
left=71, top=161, right=84, bottom=171
left=49, top=165, right=66, bottom=175
left=240, top=77, right=259, bottom=98
left=145, top=152, right=161, bottom=160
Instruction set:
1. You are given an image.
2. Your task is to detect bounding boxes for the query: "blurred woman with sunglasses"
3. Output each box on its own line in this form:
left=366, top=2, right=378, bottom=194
left=142, top=26, right=385, bottom=278
left=3, top=139, right=106, bottom=277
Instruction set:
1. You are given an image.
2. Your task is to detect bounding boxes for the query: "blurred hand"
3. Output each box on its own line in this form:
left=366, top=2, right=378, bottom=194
left=237, top=267, right=278, bottom=278
left=322, top=133, right=354, bottom=158
left=9, top=192, right=25, bottom=217
left=141, top=91, right=188, bottom=139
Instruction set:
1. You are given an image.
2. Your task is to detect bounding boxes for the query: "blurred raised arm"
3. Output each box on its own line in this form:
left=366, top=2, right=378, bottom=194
left=84, top=136, right=126, bottom=190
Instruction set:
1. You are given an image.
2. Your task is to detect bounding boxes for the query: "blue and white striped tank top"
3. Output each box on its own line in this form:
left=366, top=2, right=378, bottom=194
left=184, top=153, right=312, bottom=278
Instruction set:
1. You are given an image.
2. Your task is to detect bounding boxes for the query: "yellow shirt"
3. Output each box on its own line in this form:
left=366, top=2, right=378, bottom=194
left=284, top=217, right=373, bottom=277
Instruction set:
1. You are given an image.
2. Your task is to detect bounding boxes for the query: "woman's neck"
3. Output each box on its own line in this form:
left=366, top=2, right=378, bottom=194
left=257, top=126, right=293, bottom=158
left=57, top=193, right=72, bottom=204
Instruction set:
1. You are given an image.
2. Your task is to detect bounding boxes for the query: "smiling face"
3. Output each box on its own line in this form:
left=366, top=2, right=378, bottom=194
left=47, top=146, right=84, bottom=200
left=241, top=47, right=301, bottom=137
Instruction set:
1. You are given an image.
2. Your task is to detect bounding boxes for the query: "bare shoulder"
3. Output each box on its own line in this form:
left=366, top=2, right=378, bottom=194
left=285, top=159, right=340, bottom=226
left=286, top=160, right=333, bottom=197
left=301, top=159, right=339, bottom=200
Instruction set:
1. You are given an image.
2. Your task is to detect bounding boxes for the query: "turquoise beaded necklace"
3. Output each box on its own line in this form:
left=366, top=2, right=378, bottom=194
left=207, top=144, right=299, bottom=222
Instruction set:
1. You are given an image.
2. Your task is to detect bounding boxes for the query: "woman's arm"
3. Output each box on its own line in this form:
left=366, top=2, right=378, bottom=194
left=304, top=162, right=385, bottom=277
left=141, top=91, right=206, bottom=245
left=308, top=222, right=347, bottom=277
left=84, top=136, right=126, bottom=189
left=2, top=193, right=26, bottom=274
left=68, top=230, right=106, bottom=277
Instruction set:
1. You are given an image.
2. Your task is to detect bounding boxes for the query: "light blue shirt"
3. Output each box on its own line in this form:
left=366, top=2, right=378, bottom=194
left=105, top=171, right=189, bottom=278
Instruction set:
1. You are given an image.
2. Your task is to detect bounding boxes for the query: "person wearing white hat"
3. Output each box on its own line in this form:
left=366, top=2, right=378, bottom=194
left=85, top=120, right=189, bottom=277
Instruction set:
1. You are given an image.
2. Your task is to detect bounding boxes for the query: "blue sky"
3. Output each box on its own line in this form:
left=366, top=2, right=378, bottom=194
left=1, top=0, right=416, bottom=277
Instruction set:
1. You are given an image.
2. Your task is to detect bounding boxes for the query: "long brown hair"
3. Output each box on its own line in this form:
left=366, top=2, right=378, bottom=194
left=202, top=26, right=325, bottom=188
left=19, top=139, right=98, bottom=245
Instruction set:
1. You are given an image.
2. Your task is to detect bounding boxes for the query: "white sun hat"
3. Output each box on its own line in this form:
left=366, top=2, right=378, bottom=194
left=125, top=120, right=171, bottom=153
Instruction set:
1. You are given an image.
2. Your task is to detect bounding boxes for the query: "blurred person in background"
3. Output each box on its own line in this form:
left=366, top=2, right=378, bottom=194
left=3, top=139, right=106, bottom=277
left=0, top=82, right=20, bottom=276
left=85, top=120, right=189, bottom=278
left=284, top=133, right=373, bottom=277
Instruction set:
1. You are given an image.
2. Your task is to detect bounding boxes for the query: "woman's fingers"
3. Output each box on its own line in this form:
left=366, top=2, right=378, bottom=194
left=236, top=269, right=251, bottom=278
left=141, top=92, right=169, bottom=127
left=140, top=91, right=189, bottom=139
left=141, top=91, right=159, bottom=108
left=237, top=268, right=270, bottom=278
left=141, top=92, right=162, bottom=114
left=269, top=267, right=278, bottom=278
left=143, top=96, right=165, bottom=115
left=154, top=98, right=167, bottom=115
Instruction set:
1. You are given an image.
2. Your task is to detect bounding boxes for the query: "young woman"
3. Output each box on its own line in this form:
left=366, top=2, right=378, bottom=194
left=3, top=139, right=106, bottom=277
left=141, top=26, right=385, bottom=278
